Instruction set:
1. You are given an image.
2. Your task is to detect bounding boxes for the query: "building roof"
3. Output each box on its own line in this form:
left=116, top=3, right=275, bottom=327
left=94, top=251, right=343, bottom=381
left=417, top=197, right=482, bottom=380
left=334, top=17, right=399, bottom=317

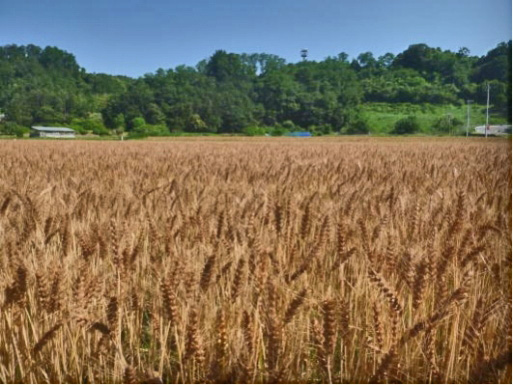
left=474, top=125, right=511, bottom=135
left=31, top=126, right=75, bottom=133
left=286, top=131, right=312, bottom=137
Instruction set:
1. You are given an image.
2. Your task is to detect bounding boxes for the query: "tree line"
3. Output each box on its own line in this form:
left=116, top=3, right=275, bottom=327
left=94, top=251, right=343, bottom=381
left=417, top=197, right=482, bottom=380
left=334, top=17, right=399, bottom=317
left=0, top=41, right=510, bottom=136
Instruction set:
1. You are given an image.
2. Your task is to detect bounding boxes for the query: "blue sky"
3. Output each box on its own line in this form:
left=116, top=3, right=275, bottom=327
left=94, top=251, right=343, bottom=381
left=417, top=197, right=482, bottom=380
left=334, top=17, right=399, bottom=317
left=0, top=0, right=510, bottom=77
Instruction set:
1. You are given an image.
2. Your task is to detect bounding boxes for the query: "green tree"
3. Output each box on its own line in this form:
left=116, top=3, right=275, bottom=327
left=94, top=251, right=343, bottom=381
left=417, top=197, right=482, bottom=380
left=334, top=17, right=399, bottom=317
left=145, top=103, right=165, bottom=124
left=34, top=106, right=64, bottom=124
left=378, top=53, right=395, bottom=68
left=205, top=50, right=254, bottom=82
left=114, top=113, right=125, bottom=130
left=0, top=121, right=26, bottom=136
left=346, top=117, right=370, bottom=135
left=1, top=42, right=511, bottom=133
left=187, top=114, right=207, bottom=132
left=392, top=116, right=420, bottom=134
left=433, top=114, right=463, bottom=134
left=357, top=52, right=377, bottom=69
left=132, top=117, right=146, bottom=131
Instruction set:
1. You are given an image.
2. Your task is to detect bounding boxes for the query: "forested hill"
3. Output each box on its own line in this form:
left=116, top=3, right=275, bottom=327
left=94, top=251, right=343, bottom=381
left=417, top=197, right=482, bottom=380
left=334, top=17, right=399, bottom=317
left=0, top=41, right=510, bottom=136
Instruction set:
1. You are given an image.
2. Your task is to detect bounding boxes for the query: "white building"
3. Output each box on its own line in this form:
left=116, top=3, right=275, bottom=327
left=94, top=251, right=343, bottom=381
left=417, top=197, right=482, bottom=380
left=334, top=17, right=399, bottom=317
left=30, top=126, right=75, bottom=138
left=474, top=125, right=511, bottom=136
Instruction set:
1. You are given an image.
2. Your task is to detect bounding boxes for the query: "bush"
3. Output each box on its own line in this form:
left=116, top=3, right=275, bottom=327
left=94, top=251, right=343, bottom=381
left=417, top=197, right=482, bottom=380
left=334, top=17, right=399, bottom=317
left=281, top=120, right=295, bottom=131
left=270, top=126, right=288, bottom=136
left=243, top=126, right=267, bottom=136
left=307, top=125, right=318, bottom=136
left=392, top=115, right=420, bottom=135
left=186, top=114, right=208, bottom=133
left=70, top=116, right=109, bottom=135
left=131, top=123, right=169, bottom=137
left=317, top=124, right=332, bottom=135
left=433, top=114, right=463, bottom=134
left=346, top=117, right=370, bottom=135
left=93, top=126, right=111, bottom=136
left=131, top=117, right=146, bottom=131
left=146, top=124, right=169, bottom=136
left=0, top=122, right=28, bottom=136
left=74, top=126, right=88, bottom=135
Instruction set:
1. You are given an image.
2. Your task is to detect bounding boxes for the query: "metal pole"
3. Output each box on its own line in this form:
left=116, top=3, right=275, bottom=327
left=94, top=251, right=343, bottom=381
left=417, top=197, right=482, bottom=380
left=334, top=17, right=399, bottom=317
left=466, top=100, right=470, bottom=137
left=485, top=83, right=490, bottom=138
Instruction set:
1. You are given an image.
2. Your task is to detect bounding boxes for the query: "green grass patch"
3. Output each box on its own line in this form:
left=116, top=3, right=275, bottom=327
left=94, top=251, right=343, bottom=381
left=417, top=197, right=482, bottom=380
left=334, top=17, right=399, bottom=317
left=361, top=103, right=509, bottom=135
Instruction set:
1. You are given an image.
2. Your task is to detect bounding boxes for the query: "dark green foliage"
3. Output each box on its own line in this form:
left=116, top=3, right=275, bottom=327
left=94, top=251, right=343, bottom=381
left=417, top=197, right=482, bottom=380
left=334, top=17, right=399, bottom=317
left=129, top=116, right=168, bottom=137
left=132, top=117, right=146, bottom=130
left=0, top=41, right=510, bottom=136
left=0, top=44, right=132, bottom=130
left=205, top=50, right=254, bottom=82
left=315, top=124, right=333, bottom=135
left=281, top=120, right=296, bottom=131
left=433, top=114, right=463, bottom=134
left=70, top=113, right=108, bottom=135
left=472, top=41, right=511, bottom=83
left=346, top=117, right=370, bottom=135
left=0, top=121, right=27, bottom=136
left=243, top=126, right=268, bottom=136
left=392, top=116, right=421, bottom=134
left=270, top=126, right=288, bottom=136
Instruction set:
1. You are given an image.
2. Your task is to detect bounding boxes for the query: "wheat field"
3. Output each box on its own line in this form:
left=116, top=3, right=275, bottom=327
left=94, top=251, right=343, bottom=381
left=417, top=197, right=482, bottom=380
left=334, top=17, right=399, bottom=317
left=0, top=137, right=511, bottom=384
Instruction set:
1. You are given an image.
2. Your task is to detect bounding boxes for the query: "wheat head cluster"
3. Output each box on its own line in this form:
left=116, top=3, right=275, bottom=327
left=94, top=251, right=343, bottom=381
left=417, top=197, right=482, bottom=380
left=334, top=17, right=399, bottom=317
left=0, top=138, right=511, bottom=384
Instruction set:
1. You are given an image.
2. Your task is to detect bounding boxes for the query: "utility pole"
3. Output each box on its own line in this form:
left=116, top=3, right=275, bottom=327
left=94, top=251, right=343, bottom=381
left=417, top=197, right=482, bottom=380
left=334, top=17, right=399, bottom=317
left=485, top=82, right=490, bottom=138
left=466, top=100, right=472, bottom=137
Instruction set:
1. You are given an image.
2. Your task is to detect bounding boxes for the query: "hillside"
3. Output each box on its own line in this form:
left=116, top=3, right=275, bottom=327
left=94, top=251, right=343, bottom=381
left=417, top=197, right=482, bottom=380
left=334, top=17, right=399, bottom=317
left=361, top=102, right=508, bottom=135
left=0, top=41, right=510, bottom=136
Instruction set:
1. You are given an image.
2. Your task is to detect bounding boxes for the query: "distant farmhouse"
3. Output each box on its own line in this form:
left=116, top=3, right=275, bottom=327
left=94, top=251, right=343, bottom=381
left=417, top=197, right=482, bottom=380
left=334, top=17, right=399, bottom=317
left=30, top=126, right=75, bottom=138
left=474, top=125, right=511, bottom=136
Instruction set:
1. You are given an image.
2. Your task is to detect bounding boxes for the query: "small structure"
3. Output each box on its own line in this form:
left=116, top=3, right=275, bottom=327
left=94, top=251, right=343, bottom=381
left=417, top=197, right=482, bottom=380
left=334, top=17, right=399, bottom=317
left=474, top=125, right=511, bottom=136
left=286, top=131, right=312, bottom=137
left=30, top=126, right=75, bottom=138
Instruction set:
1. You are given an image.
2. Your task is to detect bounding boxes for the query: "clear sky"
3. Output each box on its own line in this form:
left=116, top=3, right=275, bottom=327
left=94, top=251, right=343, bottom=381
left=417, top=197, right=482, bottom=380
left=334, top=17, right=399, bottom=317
left=0, top=0, right=511, bottom=77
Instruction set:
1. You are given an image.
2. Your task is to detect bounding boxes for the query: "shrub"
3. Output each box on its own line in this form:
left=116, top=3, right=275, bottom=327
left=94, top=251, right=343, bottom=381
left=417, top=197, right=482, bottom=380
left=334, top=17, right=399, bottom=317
left=270, top=126, right=288, bottom=136
left=392, top=115, right=420, bottom=135
left=346, top=117, right=370, bottom=135
left=74, top=126, right=88, bottom=135
left=243, top=126, right=267, bottom=136
left=433, top=114, right=463, bottom=134
left=281, top=120, right=295, bottom=131
left=130, top=123, right=169, bottom=138
left=186, top=114, right=208, bottom=133
left=0, top=122, right=27, bottom=136
left=93, top=126, right=111, bottom=136
left=307, top=125, right=320, bottom=136
left=317, top=124, right=332, bottom=135
left=146, top=124, right=169, bottom=136
left=70, top=116, right=109, bottom=135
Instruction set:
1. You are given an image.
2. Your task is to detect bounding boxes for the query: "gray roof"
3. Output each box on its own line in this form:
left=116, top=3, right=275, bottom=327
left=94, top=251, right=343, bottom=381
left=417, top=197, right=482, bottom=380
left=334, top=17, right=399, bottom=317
left=31, top=126, right=75, bottom=132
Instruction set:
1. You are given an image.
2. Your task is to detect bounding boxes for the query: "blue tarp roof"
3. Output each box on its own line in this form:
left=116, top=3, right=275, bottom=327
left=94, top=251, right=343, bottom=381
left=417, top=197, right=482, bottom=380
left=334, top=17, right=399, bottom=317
left=286, top=131, right=312, bottom=137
